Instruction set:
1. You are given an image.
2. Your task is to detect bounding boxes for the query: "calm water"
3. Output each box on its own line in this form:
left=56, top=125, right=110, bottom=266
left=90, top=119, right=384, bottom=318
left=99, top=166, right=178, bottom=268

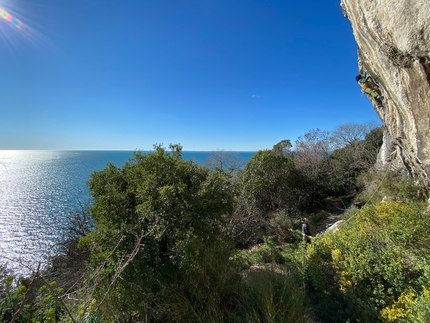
left=0, top=150, right=255, bottom=274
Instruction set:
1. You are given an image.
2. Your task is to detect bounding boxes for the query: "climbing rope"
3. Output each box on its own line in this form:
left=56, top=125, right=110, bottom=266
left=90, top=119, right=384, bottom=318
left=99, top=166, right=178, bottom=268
left=345, top=164, right=392, bottom=224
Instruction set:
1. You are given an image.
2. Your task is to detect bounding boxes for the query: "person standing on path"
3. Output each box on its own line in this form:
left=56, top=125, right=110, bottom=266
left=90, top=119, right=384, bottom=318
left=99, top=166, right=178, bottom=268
left=302, top=218, right=312, bottom=243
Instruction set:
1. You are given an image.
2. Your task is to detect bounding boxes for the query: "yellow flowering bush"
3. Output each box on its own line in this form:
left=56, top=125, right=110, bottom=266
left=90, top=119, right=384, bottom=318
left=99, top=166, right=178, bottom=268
left=380, top=288, right=416, bottom=321
left=305, top=201, right=430, bottom=323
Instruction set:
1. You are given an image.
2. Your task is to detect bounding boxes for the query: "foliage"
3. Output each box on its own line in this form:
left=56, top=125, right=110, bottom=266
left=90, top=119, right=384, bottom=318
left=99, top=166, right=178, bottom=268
left=7, top=122, right=420, bottom=322
left=328, top=145, right=363, bottom=196
left=80, top=144, right=237, bottom=321
left=328, top=126, right=383, bottom=196
left=331, top=122, right=379, bottom=148
left=401, top=287, right=430, bottom=323
left=306, top=201, right=430, bottom=322
left=154, top=240, right=244, bottom=323
left=237, top=268, right=307, bottom=323
left=294, top=128, right=333, bottom=201
left=267, top=211, right=302, bottom=244
left=244, top=238, right=286, bottom=265
left=0, top=275, right=64, bottom=323
left=354, top=170, right=387, bottom=205
left=355, top=169, right=428, bottom=206
left=293, top=124, right=383, bottom=201
left=0, top=276, right=26, bottom=323
left=381, top=172, right=427, bottom=202
left=238, top=147, right=300, bottom=215
left=33, top=282, right=64, bottom=323
left=204, top=150, right=245, bottom=176
left=272, top=139, right=293, bottom=156
left=230, top=144, right=309, bottom=246
left=364, top=126, right=384, bottom=157
left=54, top=202, right=94, bottom=258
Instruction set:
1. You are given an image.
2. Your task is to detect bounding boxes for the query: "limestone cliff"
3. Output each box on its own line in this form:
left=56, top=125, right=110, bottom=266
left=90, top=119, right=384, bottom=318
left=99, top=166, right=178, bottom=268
left=341, top=0, right=430, bottom=189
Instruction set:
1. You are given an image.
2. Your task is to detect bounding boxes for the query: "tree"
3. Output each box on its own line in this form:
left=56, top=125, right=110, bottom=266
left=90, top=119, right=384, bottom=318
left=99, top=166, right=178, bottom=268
left=294, top=129, right=334, bottom=202
left=331, top=122, right=378, bottom=148
left=238, top=148, right=298, bottom=216
left=81, top=144, right=236, bottom=320
left=272, top=139, right=292, bottom=156
left=292, top=123, right=383, bottom=200
left=364, top=126, right=384, bottom=159
left=230, top=142, right=308, bottom=245
left=328, top=125, right=383, bottom=195
left=205, top=150, right=244, bottom=176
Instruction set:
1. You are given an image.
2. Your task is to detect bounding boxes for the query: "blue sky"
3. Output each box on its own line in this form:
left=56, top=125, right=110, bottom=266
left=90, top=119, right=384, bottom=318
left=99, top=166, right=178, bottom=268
left=0, top=0, right=381, bottom=151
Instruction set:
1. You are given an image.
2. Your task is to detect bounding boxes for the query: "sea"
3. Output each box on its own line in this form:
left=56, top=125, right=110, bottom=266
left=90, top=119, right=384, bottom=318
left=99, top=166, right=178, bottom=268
left=0, top=150, right=256, bottom=275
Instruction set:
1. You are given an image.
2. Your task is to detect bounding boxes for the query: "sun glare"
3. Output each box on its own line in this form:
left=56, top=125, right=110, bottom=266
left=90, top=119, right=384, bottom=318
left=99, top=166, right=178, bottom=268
left=0, top=3, right=25, bottom=49
left=0, top=0, right=47, bottom=52
left=0, top=7, right=23, bottom=29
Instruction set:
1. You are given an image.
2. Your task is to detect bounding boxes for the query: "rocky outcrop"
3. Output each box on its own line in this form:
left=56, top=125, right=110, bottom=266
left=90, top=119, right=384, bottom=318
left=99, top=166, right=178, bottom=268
left=325, top=220, right=344, bottom=234
left=375, top=129, right=393, bottom=171
left=375, top=129, right=410, bottom=176
left=341, top=0, right=430, bottom=189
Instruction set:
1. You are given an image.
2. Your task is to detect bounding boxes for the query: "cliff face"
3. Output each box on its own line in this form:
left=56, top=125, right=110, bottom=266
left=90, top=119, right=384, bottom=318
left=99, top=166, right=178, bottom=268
left=341, top=0, right=430, bottom=187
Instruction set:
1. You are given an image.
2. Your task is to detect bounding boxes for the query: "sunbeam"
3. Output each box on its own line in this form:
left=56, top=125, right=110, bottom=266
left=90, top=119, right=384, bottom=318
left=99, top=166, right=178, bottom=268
left=0, top=1, right=49, bottom=54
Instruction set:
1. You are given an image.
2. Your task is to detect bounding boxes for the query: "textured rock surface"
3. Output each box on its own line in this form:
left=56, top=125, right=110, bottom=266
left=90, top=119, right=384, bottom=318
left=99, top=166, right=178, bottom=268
left=325, top=220, right=344, bottom=234
left=341, top=0, right=430, bottom=188
left=375, top=129, right=393, bottom=171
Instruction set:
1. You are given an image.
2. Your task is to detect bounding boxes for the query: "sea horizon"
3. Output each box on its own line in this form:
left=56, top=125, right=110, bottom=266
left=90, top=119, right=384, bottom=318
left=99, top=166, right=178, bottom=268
left=0, top=151, right=260, bottom=153
left=0, top=150, right=257, bottom=275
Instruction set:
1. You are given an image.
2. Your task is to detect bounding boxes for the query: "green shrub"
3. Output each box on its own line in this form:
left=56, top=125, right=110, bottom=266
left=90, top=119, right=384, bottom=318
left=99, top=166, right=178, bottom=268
left=267, top=211, right=302, bottom=244
left=0, top=275, right=65, bottom=323
left=80, top=144, right=237, bottom=321
left=355, top=170, right=428, bottom=206
left=238, top=267, right=307, bottom=323
left=340, top=204, right=359, bottom=222
left=0, top=276, right=26, bottom=323
left=306, top=201, right=430, bottom=322
left=381, top=173, right=427, bottom=202
left=149, top=239, right=244, bottom=323
left=247, top=238, right=285, bottom=265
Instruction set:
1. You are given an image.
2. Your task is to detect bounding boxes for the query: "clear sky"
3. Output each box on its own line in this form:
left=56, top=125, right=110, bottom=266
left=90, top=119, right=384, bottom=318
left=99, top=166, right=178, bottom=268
left=0, top=0, right=381, bottom=151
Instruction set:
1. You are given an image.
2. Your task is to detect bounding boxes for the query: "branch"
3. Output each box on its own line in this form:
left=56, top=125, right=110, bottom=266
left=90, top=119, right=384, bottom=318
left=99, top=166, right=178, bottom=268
left=9, top=263, right=41, bottom=323
left=38, top=273, right=78, bottom=323
left=88, top=236, right=125, bottom=290
left=95, top=234, right=144, bottom=312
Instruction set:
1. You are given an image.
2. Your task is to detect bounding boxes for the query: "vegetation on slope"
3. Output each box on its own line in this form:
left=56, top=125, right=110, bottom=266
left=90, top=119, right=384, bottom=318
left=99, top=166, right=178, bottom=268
left=2, top=123, right=430, bottom=323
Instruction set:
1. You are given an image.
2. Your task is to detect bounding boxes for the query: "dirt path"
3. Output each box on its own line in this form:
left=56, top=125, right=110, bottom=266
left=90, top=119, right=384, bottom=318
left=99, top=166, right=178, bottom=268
left=314, top=199, right=347, bottom=234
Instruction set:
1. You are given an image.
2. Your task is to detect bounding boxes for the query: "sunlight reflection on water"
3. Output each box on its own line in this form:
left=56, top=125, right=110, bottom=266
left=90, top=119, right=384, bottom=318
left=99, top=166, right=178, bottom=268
left=0, top=150, right=255, bottom=276
left=0, top=150, right=132, bottom=275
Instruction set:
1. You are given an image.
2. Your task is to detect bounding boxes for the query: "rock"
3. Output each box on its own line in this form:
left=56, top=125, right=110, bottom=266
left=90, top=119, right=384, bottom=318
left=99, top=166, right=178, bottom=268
left=341, top=0, right=430, bottom=189
left=325, top=220, right=344, bottom=233
left=375, top=129, right=410, bottom=176
left=375, top=129, right=393, bottom=171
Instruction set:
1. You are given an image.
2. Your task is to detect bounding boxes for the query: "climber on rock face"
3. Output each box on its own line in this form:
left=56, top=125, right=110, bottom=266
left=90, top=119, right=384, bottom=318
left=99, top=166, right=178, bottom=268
left=355, top=72, right=384, bottom=108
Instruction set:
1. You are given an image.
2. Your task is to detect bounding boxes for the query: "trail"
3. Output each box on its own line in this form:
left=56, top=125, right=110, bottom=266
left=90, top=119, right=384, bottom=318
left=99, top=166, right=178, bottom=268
left=314, top=198, right=346, bottom=234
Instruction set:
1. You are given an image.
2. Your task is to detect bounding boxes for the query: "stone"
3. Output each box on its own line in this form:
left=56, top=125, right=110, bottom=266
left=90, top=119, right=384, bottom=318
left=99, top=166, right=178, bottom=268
left=325, top=220, right=344, bottom=234
left=341, top=0, right=430, bottom=189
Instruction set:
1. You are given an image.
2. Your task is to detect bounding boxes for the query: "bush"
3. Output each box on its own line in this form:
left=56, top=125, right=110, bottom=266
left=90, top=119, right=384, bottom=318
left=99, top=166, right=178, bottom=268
left=306, top=201, right=430, bottom=322
left=355, top=169, right=428, bottom=206
left=156, top=240, right=244, bottom=323
left=380, top=173, right=427, bottom=202
left=237, top=148, right=301, bottom=217
left=80, top=144, right=237, bottom=321
left=231, top=146, right=310, bottom=246
left=237, top=267, right=307, bottom=323
left=0, top=274, right=65, bottom=323
left=244, top=238, right=285, bottom=265
left=267, top=211, right=302, bottom=244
